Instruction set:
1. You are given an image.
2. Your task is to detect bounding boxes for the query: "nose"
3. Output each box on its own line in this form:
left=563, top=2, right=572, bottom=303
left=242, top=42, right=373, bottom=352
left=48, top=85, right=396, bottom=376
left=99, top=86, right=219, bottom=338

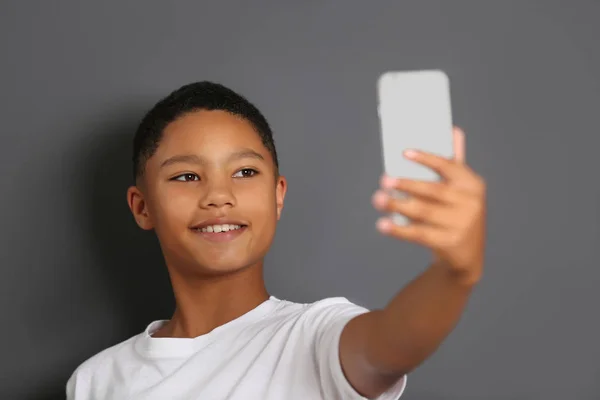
left=200, top=178, right=236, bottom=210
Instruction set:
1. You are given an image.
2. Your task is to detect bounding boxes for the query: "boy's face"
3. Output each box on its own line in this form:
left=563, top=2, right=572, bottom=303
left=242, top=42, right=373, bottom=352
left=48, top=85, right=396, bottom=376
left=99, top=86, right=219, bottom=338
left=128, top=110, right=286, bottom=276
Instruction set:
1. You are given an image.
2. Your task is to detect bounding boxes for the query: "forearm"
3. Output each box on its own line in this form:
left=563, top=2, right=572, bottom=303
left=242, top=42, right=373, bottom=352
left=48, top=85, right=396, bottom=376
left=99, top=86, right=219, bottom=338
left=366, top=261, right=477, bottom=375
left=341, top=136, right=486, bottom=397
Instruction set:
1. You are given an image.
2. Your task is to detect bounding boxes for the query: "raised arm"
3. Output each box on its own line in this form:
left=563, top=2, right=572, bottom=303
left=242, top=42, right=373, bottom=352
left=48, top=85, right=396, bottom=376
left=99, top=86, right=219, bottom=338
left=340, top=128, right=486, bottom=398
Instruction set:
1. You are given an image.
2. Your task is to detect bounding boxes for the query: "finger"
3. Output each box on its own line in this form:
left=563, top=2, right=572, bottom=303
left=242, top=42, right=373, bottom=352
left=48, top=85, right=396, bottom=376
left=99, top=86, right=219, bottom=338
left=380, top=176, right=459, bottom=204
left=453, top=126, right=466, bottom=164
left=372, top=191, right=457, bottom=228
left=403, top=149, right=464, bottom=182
left=393, top=198, right=456, bottom=227
left=449, top=127, right=485, bottom=194
left=381, top=172, right=479, bottom=198
left=377, top=217, right=448, bottom=247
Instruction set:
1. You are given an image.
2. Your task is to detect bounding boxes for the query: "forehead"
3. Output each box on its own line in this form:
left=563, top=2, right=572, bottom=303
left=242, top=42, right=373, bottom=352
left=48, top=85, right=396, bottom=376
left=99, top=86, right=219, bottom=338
left=156, top=109, right=264, bottom=157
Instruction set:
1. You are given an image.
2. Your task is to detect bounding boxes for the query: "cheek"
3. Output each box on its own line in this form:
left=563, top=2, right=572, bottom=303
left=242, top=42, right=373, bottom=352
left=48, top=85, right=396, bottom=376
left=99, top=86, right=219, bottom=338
left=152, top=188, right=196, bottom=231
left=239, top=185, right=278, bottom=223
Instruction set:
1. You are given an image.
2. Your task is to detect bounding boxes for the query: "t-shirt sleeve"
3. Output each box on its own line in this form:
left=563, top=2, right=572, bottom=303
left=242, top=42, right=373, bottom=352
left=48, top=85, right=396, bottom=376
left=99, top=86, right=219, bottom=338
left=65, top=358, right=94, bottom=400
left=65, top=369, right=84, bottom=400
left=310, top=298, right=407, bottom=400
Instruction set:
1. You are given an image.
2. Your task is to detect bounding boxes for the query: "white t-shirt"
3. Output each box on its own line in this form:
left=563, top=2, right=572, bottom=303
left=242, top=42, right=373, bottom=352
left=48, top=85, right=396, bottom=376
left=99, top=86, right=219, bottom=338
left=67, top=296, right=407, bottom=399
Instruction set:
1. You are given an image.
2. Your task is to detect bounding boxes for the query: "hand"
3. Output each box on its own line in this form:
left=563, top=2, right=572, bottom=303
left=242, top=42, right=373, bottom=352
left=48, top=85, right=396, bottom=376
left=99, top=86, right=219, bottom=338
left=372, top=127, right=487, bottom=285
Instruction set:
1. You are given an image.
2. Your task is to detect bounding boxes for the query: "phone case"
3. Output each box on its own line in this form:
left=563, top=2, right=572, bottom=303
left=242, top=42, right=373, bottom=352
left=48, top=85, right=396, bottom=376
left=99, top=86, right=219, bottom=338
left=377, top=69, right=454, bottom=225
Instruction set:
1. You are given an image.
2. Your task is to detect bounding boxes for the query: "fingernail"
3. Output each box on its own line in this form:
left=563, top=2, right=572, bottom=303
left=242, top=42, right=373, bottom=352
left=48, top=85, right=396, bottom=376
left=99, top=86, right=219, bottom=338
left=372, top=191, right=388, bottom=207
left=404, top=149, right=417, bottom=158
left=377, top=218, right=392, bottom=232
left=381, top=175, right=396, bottom=189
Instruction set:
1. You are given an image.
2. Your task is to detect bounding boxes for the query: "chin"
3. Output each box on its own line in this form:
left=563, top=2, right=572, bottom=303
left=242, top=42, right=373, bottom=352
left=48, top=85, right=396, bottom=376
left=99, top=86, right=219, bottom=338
left=191, top=255, right=258, bottom=277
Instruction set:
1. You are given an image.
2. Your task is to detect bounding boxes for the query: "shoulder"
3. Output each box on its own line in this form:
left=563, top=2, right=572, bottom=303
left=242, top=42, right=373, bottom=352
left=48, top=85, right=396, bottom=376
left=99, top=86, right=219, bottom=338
left=272, top=296, right=370, bottom=330
left=310, top=297, right=369, bottom=311
left=66, top=333, right=141, bottom=395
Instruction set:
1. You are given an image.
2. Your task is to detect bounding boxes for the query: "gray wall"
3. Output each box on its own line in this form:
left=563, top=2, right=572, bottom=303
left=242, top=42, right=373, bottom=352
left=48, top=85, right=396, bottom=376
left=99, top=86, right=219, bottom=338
left=1, top=1, right=599, bottom=399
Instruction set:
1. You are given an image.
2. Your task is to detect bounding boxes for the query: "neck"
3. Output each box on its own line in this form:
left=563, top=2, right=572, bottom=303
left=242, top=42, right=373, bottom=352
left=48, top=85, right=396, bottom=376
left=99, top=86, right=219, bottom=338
left=155, top=262, right=269, bottom=338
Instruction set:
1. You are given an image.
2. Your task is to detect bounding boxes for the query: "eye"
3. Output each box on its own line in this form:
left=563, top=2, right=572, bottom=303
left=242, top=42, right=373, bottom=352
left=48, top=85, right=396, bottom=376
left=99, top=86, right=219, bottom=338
left=172, top=173, right=199, bottom=182
left=233, top=168, right=258, bottom=178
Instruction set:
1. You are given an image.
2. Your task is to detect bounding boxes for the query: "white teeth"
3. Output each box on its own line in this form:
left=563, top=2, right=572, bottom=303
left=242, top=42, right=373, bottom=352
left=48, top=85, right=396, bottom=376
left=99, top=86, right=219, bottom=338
left=199, top=224, right=242, bottom=233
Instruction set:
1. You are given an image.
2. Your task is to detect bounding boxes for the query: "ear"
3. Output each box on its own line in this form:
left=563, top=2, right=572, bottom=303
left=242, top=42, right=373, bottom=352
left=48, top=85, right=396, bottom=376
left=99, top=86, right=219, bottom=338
left=275, top=175, right=287, bottom=221
left=127, top=185, right=154, bottom=230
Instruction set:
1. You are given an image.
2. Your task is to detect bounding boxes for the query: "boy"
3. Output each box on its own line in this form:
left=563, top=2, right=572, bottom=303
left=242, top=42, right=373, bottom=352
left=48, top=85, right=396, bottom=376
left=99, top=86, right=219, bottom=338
left=67, top=81, right=486, bottom=399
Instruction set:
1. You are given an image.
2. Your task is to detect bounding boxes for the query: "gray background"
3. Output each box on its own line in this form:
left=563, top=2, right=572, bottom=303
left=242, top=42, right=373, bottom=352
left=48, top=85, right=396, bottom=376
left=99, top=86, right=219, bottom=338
left=1, top=1, right=598, bottom=399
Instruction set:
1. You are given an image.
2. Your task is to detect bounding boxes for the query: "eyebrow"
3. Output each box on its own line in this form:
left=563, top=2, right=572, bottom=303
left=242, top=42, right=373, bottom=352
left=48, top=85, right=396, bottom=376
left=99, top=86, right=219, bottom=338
left=160, top=149, right=265, bottom=169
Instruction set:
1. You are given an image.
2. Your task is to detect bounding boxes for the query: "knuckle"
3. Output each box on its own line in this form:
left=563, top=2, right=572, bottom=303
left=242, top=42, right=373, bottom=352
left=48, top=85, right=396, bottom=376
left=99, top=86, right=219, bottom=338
left=411, top=201, right=430, bottom=219
left=445, top=232, right=463, bottom=248
left=466, top=197, right=480, bottom=211
left=436, top=184, right=451, bottom=200
left=411, top=226, right=427, bottom=242
left=473, top=176, right=486, bottom=194
left=469, top=197, right=486, bottom=216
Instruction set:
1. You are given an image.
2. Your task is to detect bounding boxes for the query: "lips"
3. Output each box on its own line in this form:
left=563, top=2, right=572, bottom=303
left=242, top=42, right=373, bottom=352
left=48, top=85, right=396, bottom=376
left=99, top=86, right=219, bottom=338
left=193, top=223, right=244, bottom=233
left=190, top=218, right=248, bottom=230
left=190, top=218, right=248, bottom=243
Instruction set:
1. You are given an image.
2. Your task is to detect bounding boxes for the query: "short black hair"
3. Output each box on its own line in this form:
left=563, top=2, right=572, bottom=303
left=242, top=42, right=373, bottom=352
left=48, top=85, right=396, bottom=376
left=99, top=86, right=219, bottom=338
left=132, top=81, right=279, bottom=181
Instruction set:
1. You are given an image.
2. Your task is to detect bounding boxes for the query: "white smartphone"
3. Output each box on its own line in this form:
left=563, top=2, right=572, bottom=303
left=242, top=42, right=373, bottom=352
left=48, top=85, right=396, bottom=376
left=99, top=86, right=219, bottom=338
left=377, top=69, right=454, bottom=225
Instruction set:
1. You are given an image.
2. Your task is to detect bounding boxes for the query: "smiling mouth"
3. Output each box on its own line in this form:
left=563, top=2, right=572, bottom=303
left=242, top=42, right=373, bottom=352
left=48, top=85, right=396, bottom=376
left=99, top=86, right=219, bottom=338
left=192, top=223, right=247, bottom=233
